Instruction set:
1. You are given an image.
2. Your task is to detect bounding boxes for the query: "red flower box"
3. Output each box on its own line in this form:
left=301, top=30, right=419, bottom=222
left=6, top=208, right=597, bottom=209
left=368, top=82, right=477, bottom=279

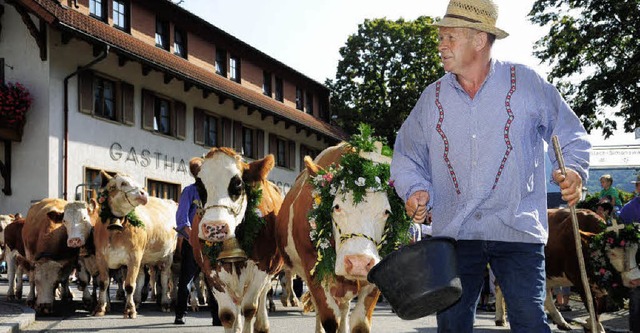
left=0, top=82, right=32, bottom=141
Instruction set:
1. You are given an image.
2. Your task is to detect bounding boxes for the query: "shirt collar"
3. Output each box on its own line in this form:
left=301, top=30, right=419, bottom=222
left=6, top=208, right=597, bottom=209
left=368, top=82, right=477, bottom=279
left=445, top=58, right=498, bottom=98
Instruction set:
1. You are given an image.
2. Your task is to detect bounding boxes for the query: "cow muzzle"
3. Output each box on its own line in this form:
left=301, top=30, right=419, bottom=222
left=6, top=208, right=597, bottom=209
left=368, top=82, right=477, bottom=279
left=622, top=267, right=640, bottom=288
left=67, top=237, right=85, bottom=248
left=200, top=222, right=230, bottom=242
left=344, top=254, right=376, bottom=279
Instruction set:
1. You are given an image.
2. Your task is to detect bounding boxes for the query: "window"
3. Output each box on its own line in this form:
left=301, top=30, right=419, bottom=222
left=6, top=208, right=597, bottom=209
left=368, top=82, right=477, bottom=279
left=263, top=71, right=272, bottom=96
left=277, top=138, right=286, bottom=167
left=215, top=48, right=227, bottom=76
left=141, top=89, right=186, bottom=139
left=242, top=127, right=254, bottom=158
left=82, top=168, right=116, bottom=201
left=78, top=70, right=134, bottom=125
left=147, top=179, right=180, bottom=202
left=275, top=77, right=283, bottom=102
left=296, top=86, right=304, bottom=111
left=174, top=28, right=187, bottom=58
left=89, top=0, right=107, bottom=22
left=230, top=56, right=240, bottom=82
left=305, top=91, right=313, bottom=115
left=155, top=18, right=170, bottom=51
left=93, top=76, right=116, bottom=121
left=112, top=0, right=129, bottom=31
left=269, top=134, right=295, bottom=169
left=153, top=97, right=171, bottom=135
left=204, top=114, right=218, bottom=147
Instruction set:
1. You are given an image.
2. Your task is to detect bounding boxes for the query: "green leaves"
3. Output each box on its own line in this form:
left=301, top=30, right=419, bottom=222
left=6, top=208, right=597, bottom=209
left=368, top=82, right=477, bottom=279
left=530, top=0, right=640, bottom=137
left=327, top=17, right=444, bottom=145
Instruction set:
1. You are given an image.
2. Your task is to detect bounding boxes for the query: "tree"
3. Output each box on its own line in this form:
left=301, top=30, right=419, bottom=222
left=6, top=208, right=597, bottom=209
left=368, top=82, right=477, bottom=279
left=326, top=17, right=444, bottom=145
left=530, top=0, right=640, bottom=138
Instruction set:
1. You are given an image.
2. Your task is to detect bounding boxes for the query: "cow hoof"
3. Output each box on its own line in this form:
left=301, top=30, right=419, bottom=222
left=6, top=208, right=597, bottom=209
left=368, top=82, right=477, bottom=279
left=269, top=302, right=276, bottom=312
left=351, top=323, right=370, bottom=333
left=161, top=303, right=171, bottom=313
left=190, top=305, right=199, bottom=312
left=495, top=320, right=505, bottom=327
left=556, top=323, right=573, bottom=331
left=92, top=307, right=106, bottom=316
left=26, top=299, right=35, bottom=308
left=7, top=294, right=16, bottom=301
left=37, top=303, right=53, bottom=315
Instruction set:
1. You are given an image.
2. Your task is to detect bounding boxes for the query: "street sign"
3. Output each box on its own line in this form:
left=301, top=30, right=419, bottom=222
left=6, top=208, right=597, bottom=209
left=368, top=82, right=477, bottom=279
left=591, top=146, right=640, bottom=168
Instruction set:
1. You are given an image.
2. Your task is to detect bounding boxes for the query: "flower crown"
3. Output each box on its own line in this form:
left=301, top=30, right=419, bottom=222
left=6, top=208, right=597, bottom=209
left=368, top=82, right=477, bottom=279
left=588, top=223, right=640, bottom=307
left=307, top=124, right=411, bottom=284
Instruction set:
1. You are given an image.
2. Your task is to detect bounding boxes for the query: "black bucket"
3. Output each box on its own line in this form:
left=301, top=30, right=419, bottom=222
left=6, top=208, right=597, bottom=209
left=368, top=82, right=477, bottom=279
left=367, top=236, right=462, bottom=320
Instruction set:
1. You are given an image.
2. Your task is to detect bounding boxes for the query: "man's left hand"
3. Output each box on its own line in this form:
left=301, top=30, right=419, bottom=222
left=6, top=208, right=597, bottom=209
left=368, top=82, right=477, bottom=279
left=552, top=169, right=583, bottom=207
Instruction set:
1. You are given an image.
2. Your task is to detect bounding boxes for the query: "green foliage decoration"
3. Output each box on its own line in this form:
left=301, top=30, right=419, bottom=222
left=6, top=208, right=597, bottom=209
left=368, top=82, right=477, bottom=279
left=97, top=189, right=144, bottom=228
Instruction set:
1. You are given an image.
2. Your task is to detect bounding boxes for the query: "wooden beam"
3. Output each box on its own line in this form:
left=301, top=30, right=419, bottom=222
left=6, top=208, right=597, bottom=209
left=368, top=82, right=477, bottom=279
left=296, top=127, right=302, bottom=134
left=285, top=122, right=291, bottom=130
left=142, top=65, right=152, bottom=76
left=273, top=117, right=281, bottom=125
left=163, top=73, right=173, bottom=84
left=183, top=81, right=193, bottom=92
left=307, top=130, right=313, bottom=137
left=202, top=89, right=211, bottom=99
left=92, top=44, right=103, bottom=57
left=247, top=108, right=256, bottom=116
left=218, top=96, right=227, bottom=105
left=61, top=31, right=72, bottom=44
left=233, top=100, right=241, bottom=110
left=13, top=5, right=47, bottom=61
left=261, top=113, right=268, bottom=121
left=118, top=55, right=128, bottom=67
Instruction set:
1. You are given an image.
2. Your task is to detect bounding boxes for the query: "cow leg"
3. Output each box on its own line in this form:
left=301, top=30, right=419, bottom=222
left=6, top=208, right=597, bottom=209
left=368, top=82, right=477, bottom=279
left=114, top=267, right=126, bottom=301
left=6, top=249, right=18, bottom=300
left=123, top=262, right=142, bottom=319
left=544, top=288, right=572, bottom=330
left=59, top=279, right=73, bottom=303
left=26, top=266, right=35, bottom=308
left=494, top=284, right=507, bottom=326
left=159, top=259, right=173, bottom=312
left=281, top=270, right=300, bottom=307
left=349, top=284, right=379, bottom=333
left=133, top=268, right=146, bottom=306
left=307, top=281, right=339, bottom=333
left=255, top=280, right=273, bottom=333
left=148, top=266, right=157, bottom=302
left=92, top=259, right=110, bottom=316
left=189, top=273, right=200, bottom=312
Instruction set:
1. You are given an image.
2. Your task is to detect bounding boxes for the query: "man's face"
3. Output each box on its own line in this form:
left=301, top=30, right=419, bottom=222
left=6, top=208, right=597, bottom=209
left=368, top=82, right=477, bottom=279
left=437, top=27, right=478, bottom=74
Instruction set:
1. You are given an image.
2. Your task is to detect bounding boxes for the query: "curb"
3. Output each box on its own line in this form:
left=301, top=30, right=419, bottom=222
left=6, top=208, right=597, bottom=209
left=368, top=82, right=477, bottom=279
left=0, top=300, right=36, bottom=333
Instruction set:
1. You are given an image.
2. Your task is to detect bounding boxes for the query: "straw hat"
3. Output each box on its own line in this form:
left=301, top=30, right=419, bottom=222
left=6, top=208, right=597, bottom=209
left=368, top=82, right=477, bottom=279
left=433, top=0, right=509, bottom=39
left=632, top=174, right=640, bottom=184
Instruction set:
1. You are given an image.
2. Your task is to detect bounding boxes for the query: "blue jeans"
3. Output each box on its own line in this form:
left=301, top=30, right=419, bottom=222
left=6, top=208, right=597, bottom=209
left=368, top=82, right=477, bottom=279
left=437, top=240, right=551, bottom=333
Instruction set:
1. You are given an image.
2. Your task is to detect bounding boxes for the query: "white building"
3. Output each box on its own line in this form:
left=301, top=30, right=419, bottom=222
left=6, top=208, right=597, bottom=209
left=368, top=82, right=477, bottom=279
left=0, top=0, right=345, bottom=214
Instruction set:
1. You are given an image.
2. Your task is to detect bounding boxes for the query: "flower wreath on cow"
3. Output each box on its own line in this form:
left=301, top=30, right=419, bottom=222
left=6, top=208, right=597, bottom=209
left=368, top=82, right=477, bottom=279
left=307, top=125, right=412, bottom=284
left=589, top=223, right=640, bottom=307
left=97, top=188, right=144, bottom=229
left=198, top=183, right=264, bottom=266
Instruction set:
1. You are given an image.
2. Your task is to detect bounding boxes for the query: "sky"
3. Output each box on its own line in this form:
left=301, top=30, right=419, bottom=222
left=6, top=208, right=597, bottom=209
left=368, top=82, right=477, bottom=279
left=181, top=0, right=638, bottom=146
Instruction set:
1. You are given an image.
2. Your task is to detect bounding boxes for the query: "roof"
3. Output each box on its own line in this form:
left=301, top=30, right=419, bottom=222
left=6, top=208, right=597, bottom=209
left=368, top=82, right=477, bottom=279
left=11, top=0, right=347, bottom=142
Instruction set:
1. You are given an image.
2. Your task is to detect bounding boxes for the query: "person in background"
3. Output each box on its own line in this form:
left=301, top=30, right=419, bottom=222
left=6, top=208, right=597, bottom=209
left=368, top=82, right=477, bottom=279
left=390, top=0, right=590, bottom=331
left=631, top=174, right=640, bottom=198
left=595, top=196, right=614, bottom=225
left=174, top=157, right=221, bottom=326
left=599, top=174, right=622, bottom=210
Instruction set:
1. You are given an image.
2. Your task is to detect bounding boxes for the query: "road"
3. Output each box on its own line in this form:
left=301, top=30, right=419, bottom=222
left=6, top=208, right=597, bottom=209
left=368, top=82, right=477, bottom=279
left=0, top=276, right=631, bottom=332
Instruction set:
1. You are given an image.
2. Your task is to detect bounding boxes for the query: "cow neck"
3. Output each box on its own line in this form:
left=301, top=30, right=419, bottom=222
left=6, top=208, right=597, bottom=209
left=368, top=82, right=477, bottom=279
left=97, top=189, right=144, bottom=228
left=588, top=223, right=640, bottom=307
left=199, top=181, right=264, bottom=266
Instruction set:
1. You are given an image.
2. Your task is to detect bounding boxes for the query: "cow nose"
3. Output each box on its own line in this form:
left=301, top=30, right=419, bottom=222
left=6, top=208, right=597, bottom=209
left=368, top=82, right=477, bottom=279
left=67, top=238, right=84, bottom=248
left=344, top=254, right=376, bottom=278
left=200, top=222, right=229, bottom=242
left=137, top=191, right=149, bottom=205
left=630, top=278, right=640, bottom=288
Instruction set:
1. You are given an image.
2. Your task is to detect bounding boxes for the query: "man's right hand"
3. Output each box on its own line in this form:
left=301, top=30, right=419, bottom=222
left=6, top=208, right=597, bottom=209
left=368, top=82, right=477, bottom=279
left=406, top=190, right=430, bottom=223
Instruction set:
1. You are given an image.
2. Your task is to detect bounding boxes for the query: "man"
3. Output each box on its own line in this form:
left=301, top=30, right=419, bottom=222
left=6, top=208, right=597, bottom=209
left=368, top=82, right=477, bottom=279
left=619, top=176, right=640, bottom=224
left=390, top=0, right=590, bottom=332
left=174, top=157, right=221, bottom=326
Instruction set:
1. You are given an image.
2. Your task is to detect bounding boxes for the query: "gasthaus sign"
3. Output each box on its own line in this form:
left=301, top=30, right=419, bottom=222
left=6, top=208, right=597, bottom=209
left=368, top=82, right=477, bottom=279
left=109, top=142, right=189, bottom=174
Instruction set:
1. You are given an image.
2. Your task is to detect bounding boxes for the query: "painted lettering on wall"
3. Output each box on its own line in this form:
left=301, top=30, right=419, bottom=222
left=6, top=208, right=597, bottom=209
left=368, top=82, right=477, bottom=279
left=109, top=142, right=187, bottom=174
left=271, top=180, right=292, bottom=195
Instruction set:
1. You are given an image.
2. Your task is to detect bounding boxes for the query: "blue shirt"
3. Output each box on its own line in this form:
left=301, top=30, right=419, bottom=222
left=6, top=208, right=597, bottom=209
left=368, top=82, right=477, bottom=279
left=391, top=59, right=590, bottom=244
left=176, top=183, right=200, bottom=233
left=618, top=197, right=640, bottom=224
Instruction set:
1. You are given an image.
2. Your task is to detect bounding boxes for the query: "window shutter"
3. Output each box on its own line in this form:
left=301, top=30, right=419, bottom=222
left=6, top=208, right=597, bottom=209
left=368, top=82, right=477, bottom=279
left=141, top=89, right=155, bottom=130
left=174, top=100, right=186, bottom=140
left=78, top=70, right=93, bottom=115
left=194, top=108, right=205, bottom=145
left=234, top=121, right=243, bottom=153
left=288, top=141, right=296, bottom=170
left=121, top=82, right=134, bottom=126
left=222, top=117, right=232, bottom=147
left=269, top=133, right=276, bottom=157
left=256, top=129, right=264, bottom=158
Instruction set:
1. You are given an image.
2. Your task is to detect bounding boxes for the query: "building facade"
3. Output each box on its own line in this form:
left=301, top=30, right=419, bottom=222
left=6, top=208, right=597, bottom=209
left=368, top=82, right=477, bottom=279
left=0, top=0, right=345, bottom=215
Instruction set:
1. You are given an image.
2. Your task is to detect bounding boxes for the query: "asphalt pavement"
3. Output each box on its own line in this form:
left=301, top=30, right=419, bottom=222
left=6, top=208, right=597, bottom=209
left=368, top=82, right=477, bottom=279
left=0, top=273, right=633, bottom=332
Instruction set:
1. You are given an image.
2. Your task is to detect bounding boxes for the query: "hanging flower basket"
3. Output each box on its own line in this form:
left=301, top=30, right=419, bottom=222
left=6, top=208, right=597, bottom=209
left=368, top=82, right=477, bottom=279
left=0, top=82, right=33, bottom=142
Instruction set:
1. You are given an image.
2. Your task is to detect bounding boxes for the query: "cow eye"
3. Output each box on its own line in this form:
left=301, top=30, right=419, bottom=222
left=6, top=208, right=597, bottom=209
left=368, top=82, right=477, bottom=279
left=228, top=175, right=244, bottom=199
left=384, top=209, right=391, bottom=216
left=333, top=204, right=341, bottom=212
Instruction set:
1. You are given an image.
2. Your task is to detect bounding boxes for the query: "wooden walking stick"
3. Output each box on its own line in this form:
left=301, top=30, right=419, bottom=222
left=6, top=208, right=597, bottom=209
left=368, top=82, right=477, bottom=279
left=552, top=135, right=598, bottom=331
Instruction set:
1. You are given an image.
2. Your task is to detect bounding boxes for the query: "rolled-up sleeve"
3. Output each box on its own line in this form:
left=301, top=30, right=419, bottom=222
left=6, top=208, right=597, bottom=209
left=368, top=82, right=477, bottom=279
left=391, top=91, right=433, bottom=202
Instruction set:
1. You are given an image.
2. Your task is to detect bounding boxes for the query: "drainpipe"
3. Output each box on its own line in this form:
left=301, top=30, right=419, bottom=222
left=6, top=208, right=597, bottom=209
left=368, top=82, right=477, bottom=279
left=62, top=45, right=109, bottom=200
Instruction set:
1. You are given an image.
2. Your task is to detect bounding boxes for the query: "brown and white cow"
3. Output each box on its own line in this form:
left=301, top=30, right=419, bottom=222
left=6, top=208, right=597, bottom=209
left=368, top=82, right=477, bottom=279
left=190, top=148, right=283, bottom=332
left=20, top=198, right=81, bottom=314
left=92, top=171, right=177, bottom=318
left=604, top=223, right=640, bottom=289
left=495, top=208, right=609, bottom=332
left=0, top=214, right=15, bottom=261
left=276, top=143, right=393, bottom=333
left=3, top=215, right=25, bottom=301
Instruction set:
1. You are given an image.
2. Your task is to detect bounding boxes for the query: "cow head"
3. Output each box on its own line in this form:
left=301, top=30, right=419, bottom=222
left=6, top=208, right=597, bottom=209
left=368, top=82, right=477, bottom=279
left=606, top=241, right=640, bottom=288
left=305, top=155, right=392, bottom=281
left=57, top=200, right=98, bottom=248
left=195, top=147, right=275, bottom=243
left=99, top=171, right=148, bottom=217
left=0, top=214, right=15, bottom=257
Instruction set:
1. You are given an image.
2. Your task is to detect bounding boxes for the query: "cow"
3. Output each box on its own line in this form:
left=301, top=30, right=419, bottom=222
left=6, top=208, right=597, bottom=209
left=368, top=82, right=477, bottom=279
left=20, top=198, right=82, bottom=314
left=3, top=216, right=25, bottom=301
left=0, top=214, right=15, bottom=261
left=92, top=171, right=177, bottom=318
left=189, top=147, right=283, bottom=332
left=495, top=208, right=609, bottom=332
left=276, top=142, right=405, bottom=333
